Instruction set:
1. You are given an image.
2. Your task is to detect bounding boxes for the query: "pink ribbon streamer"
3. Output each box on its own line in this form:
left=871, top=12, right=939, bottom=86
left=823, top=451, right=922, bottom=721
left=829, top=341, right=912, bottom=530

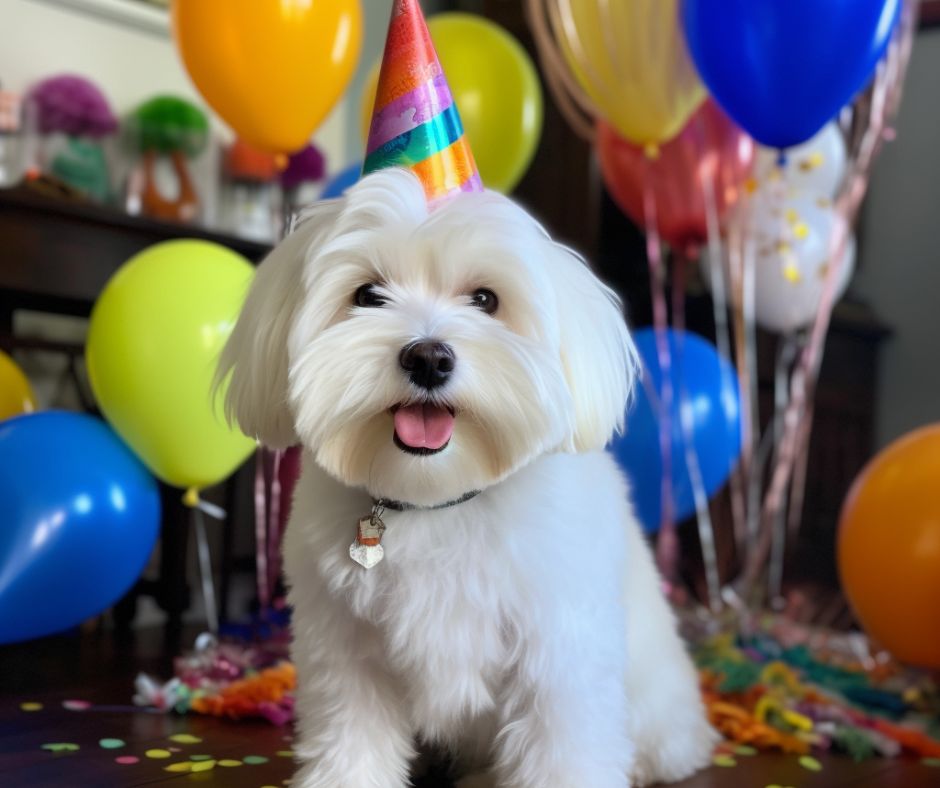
left=253, top=448, right=271, bottom=613
left=642, top=172, right=679, bottom=586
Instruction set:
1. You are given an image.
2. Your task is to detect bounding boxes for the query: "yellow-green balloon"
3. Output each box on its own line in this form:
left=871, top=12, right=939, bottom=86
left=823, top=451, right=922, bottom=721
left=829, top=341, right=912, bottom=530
left=86, top=240, right=255, bottom=491
left=361, top=12, right=543, bottom=194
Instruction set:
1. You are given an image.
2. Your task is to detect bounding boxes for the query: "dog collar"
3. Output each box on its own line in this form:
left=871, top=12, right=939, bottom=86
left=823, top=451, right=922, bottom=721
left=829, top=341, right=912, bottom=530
left=374, top=490, right=481, bottom=512
left=349, top=490, right=480, bottom=570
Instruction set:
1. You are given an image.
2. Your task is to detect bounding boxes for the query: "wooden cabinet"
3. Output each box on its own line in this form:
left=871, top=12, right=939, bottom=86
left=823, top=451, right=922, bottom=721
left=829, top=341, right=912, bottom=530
left=0, top=185, right=269, bottom=632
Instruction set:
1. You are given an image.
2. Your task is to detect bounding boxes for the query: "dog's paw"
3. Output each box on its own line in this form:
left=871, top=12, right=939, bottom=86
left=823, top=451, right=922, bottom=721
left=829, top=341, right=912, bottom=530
left=629, top=715, right=719, bottom=787
left=455, top=772, right=497, bottom=788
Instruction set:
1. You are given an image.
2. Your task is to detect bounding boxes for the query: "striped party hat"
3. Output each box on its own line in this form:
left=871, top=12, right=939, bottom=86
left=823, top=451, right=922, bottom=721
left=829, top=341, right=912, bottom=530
left=362, top=0, right=482, bottom=205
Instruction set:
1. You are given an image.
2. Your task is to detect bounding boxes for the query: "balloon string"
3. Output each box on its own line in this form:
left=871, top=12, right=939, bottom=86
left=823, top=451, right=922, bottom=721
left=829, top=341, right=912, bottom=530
left=267, top=449, right=283, bottom=607
left=253, top=448, right=270, bottom=613
left=642, top=176, right=678, bottom=585
left=672, top=255, right=721, bottom=612
left=741, top=217, right=763, bottom=576
left=767, top=333, right=800, bottom=605
left=701, top=162, right=749, bottom=561
left=786, top=393, right=814, bottom=553
left=192, top=505, right=219, bottom=635
left=524, top=0, right=598, bottom=142
left=726, top=214, right=755, bottom=573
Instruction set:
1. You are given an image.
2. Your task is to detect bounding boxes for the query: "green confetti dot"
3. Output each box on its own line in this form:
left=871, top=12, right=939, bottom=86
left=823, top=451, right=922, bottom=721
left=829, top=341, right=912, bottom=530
left=20, top=702, right=43, bottom=712
left=41, top=743, right=79, bottom=752
left=145, top=748, right=172, bottom=759
left=734, top=745, right=758, bottom=756
left=169, top=733, right=202, bottom=744
left=217, top=760, right=243, bottom=767
left=190, top=760, right=215, bottom=772
left=99, top=738, right=125, bottom=749
left=276, top=750, right=294, bottom=758
left=243, top=755, right=269, bottom=765
left=190, top=754, right=214, bottom=761
left=923, top=758, right=940, bottom=767
left=712, top=754, right=737, bottom=767
left=799, top=755, right=823, bottom=772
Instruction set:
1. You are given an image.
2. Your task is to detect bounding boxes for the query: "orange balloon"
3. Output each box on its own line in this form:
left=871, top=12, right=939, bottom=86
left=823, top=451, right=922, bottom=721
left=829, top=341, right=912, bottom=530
left=838, top=425, right=940, bottom=669
left=172, top=0, right=362, bottom=153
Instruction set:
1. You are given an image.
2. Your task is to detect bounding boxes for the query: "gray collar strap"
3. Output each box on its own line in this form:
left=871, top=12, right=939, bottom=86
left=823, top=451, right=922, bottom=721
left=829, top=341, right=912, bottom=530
left=374, top=489, right=481, bottom=512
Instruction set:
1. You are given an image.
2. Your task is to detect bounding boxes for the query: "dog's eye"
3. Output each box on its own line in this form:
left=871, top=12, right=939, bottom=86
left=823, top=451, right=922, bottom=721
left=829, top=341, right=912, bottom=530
left=354, top=284, right=386, bottom=308
left=470, top=288, right=498, bottom=315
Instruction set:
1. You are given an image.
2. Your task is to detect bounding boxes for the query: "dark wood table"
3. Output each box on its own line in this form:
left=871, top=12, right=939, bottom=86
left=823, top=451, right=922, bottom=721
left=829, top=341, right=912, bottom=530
left=1, top=628, right=938, bottom=787
left=0, top=185, right=271, bottom=632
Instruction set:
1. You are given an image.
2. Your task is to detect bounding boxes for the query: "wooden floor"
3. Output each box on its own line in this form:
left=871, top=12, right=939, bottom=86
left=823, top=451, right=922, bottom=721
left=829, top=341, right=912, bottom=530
left=1, top=627, right=938, bottom=787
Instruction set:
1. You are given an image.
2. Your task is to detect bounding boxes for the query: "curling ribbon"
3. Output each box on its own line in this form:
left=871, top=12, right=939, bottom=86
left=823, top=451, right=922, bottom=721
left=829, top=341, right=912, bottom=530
left=182, top=487, right=225, bottom=634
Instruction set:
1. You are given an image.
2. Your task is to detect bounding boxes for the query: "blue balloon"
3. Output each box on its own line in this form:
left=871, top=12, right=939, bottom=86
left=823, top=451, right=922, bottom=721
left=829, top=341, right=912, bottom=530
left=0, top=412, right=160, bottom=643
left=609, top=329, right=742, bottom=534
left=320, top=161, right=362, bottom=199
left=682, top=0, right=900, bottom=148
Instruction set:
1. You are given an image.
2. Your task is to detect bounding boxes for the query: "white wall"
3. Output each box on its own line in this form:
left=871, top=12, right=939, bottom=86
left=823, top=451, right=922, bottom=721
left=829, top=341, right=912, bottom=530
left=0, top=0, right=426, bottom=174
left=852, top=28, right=940, bottom=447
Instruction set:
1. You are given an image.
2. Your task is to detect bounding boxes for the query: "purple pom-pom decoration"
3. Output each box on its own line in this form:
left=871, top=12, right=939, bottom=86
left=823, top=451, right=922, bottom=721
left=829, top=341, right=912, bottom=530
left=27, top=74, right=118, bottom=138
left=280, top=143, right=326, bottom=190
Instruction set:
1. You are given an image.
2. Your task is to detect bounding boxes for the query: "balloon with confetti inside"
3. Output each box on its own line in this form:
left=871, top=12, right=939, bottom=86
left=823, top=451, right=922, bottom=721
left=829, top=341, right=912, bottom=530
left=715, top=189, right=856, bottom=334
left=755, top=122, right=847, bottom=200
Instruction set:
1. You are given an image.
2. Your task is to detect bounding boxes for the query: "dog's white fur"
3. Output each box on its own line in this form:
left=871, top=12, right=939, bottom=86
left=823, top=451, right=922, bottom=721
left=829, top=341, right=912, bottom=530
left=219, top=169, right=716, bottom=787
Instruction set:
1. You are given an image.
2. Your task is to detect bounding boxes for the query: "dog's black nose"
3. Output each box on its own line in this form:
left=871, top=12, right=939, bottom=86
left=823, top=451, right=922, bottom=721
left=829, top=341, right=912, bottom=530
left=399, top=341, right=455, bottom=390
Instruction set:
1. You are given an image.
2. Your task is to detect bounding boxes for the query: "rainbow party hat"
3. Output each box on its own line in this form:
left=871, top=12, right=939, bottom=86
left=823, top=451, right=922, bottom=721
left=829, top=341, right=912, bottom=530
left=362, top=0, right=482, bottom=205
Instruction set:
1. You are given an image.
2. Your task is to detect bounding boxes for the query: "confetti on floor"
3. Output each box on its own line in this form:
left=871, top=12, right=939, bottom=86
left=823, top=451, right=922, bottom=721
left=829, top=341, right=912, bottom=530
left=190, top=754, right=214, bottom=761
left=20, top=702, right=43, bottom=711
left=799, top=755, right=823, bottom=772
left=712, top=754, right=737, bottom=767
left=41, top=743, right=79, bottom=752
left=276, top=750, right=294, bottom=757
left=145, top=748, right=172, bottom=759
left=115, top=756, right=139, bottom=765
left=733, top=745, right=758, bottom=756
left=169, top=733, right=203, bottom=744
left=62, top=699, right=91, bottom=711
left=923, top=757, right=940, bottom=767
left=218, top=759, right=243, bottom=767
left=243, top=755, right=270, bottom=765
left=98, top=738, right=125, bottom=749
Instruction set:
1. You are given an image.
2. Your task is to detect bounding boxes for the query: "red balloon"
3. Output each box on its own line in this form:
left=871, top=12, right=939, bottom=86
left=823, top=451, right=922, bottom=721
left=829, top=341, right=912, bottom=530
left=597, top=100, right=755, bottom=254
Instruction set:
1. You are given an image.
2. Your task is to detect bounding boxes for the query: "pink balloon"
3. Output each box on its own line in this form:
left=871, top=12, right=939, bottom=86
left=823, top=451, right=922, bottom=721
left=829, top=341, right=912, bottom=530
left=597, top=100, right=755, bottom=255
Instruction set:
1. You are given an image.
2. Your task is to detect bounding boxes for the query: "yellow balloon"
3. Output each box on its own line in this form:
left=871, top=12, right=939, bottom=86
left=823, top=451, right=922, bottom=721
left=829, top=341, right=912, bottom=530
left=0, top=350, right=37, bottom=422
left=172, top=0, right=363, bottom=153
left=556, top=0, right=705, bottom=146
left=86, top=240, right=255, bottom=491
left=361, top=13, right=543, bottom=194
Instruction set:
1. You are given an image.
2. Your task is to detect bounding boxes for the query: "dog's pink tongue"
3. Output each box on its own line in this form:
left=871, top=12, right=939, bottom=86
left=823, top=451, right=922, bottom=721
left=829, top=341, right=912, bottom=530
left=394, top=403, right=454, bottom=450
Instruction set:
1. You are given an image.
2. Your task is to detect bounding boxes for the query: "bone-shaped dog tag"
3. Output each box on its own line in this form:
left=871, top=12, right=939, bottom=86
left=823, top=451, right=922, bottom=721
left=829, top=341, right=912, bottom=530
left=349, top=513, right=386, bottom=569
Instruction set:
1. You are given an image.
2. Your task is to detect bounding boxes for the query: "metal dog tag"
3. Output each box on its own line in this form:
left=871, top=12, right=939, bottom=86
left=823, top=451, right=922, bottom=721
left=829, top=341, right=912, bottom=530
left=349, top=510, right=386, bottom=569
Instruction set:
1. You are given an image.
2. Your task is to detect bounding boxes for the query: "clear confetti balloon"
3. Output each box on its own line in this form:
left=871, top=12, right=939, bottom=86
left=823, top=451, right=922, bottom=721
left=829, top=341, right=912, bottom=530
left=706, top=189, right=856, bottom=334
left=755, top=123, right=848, bottom=200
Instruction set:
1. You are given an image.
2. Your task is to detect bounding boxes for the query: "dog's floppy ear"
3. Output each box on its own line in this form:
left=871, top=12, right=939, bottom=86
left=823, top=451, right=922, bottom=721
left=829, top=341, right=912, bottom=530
left=216, top=206, right=335, bottom=448
left=549, top=244, right=638, bottom=452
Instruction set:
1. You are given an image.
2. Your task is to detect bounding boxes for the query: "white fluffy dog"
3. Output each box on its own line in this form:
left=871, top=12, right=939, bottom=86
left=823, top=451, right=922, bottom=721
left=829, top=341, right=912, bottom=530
left=218, top=168, right=716, bottom=787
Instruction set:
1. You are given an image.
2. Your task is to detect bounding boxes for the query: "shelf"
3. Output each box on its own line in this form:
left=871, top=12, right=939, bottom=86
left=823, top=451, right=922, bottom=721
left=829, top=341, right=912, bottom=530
left=0, top=184, right=270, bottom=319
